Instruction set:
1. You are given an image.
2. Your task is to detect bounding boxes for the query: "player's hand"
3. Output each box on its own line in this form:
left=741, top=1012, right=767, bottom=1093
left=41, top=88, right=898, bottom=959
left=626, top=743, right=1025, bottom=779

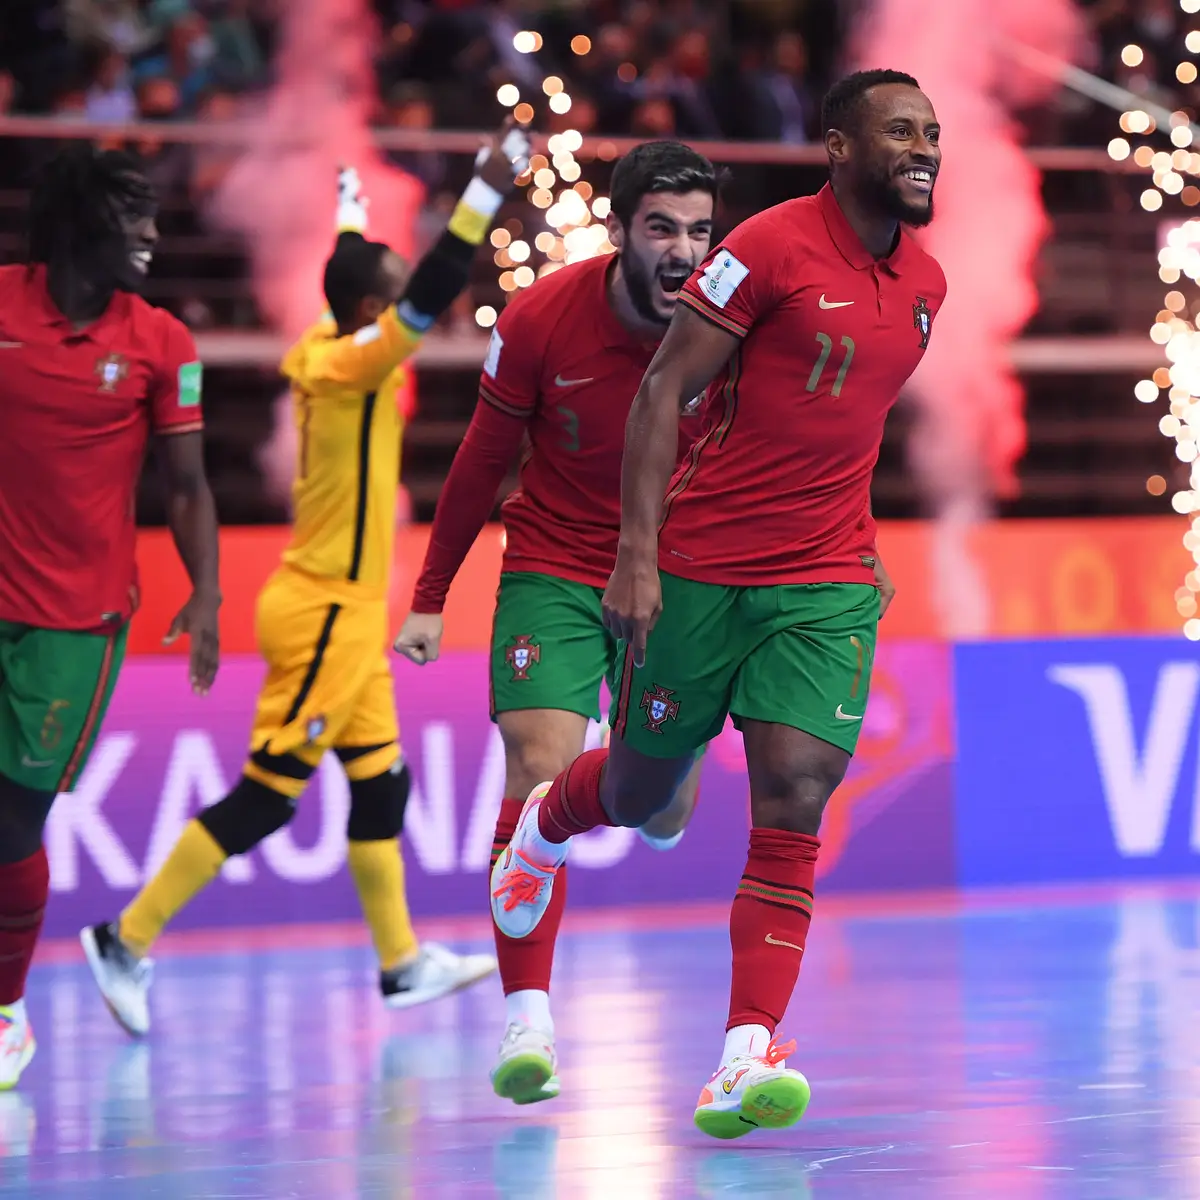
left=602, top=549, right=662, bottom=669
left=164, top=590, right=221, bottom=695
left=337, top=164, right=369, bottom=233
left=394, top=611, right=444, bottom=666
left=874, top=553, right=896, bottom=619
left=476, top=117, right=532, bottom=194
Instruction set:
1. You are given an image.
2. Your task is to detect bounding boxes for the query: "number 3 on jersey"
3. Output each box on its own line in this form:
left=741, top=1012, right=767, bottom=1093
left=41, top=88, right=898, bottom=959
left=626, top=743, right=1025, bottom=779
left=806, top=332, right=856, bottom=398
left=555, top=404, right=580, bottom=453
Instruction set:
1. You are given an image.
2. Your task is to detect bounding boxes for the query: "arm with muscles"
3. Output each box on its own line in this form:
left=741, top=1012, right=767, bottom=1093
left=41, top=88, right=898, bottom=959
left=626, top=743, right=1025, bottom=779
left=160, top=432, right=221, bottom=693
left=603, top=304, right=740, bottom=666
left=395, top=291, right=548, bottom=663
left=150, top=332, right=220, bottom=694
left=393, top=399, right=529, bottom=663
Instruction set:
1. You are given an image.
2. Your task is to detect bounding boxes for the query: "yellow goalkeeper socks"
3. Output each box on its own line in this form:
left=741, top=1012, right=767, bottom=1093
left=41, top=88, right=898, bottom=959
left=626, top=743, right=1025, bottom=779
left=347, top=839, right=419, bottom=971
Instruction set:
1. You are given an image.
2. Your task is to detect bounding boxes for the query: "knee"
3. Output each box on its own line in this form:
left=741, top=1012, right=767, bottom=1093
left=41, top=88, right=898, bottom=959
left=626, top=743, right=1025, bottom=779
left=749, top=750, right=846, bottom=837
left=602, top=750, right=694, bottom=827
left=346, top=762, right=410, bottom=841
left=199, top=776, right=297, bottom=856
left=503, top=736, right=575, bottom=800
left=0, top=775, right=55, bottom=864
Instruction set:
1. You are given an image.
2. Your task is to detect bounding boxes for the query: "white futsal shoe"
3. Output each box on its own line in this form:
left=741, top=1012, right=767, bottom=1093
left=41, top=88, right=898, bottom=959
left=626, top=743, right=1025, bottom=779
left=0, top=1002, right=35, bottom=1090
left=694, top=1035, right=811, bottom=1140
left=490, top=783, right=564, bottom=939
left=380, top=942, right=496, bottom=1010
left=81, top=923, right=153, bottom=1038
left=490, top=1022, right=560, bottom=1105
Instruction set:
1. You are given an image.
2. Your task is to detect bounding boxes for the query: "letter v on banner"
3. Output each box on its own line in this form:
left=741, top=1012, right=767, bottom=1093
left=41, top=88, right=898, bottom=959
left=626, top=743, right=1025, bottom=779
left=1048, top=663, right=1200, bottom=856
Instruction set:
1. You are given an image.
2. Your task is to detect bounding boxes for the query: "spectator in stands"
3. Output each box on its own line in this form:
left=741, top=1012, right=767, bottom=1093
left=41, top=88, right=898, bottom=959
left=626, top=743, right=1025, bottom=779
left=135, top=76, right=191, bottom=199
left=747, top=32, right=815, bottom=143
left=84, top=45, right=138, bottom=122
left=207, top=0, right=267, bottom=91
left=133, top=11, right=217, bottom=113
left=65, top=0, right=156, bottom=57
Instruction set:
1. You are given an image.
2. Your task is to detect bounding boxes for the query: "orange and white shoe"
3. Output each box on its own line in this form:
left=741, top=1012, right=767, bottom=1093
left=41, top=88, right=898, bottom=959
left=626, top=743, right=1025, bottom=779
left=0, top=1002, right=35, bottom=1091
left=490, top=783, right=564, bottom=939
left=693, top=1036, right=811, bottom=1140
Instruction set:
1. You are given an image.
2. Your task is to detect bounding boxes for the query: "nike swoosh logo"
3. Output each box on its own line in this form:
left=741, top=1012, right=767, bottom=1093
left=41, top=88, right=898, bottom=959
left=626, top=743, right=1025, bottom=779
left=765, top=933, right=805, bottom=951
left=555, top=374, right=595, bottom=387
left=21, top=755, right=55, bottom=769
left=818, top=296, right=853, bottom=309
left=835, top=705, right=863, bottom=721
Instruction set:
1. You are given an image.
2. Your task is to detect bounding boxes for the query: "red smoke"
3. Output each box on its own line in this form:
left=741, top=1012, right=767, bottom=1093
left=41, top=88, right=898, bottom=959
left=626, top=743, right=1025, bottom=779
left=209, top=0, right=421, bottom=507
left=854, top=0, right=1084, bottom=633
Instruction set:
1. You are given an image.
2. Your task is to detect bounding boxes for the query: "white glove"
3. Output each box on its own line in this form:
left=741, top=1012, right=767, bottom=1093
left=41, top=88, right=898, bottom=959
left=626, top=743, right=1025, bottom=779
left=337, top=165, right=369, bottom=233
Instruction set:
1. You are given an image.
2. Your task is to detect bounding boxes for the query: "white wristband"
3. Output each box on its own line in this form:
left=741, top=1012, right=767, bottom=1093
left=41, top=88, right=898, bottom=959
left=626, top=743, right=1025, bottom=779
left=461, top=176, right=504, bottom=219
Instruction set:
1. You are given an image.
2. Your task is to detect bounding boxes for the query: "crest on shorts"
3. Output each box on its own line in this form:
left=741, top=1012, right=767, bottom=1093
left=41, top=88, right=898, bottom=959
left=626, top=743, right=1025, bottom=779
left=505, top=634, right=541, bottom=681
left=306, top=715, right=326, bottom=743
left=912, top=297, right=932, bottom=350
left=640, top=684, right=679, bottom=734
left=95, top=352, right=129, bottom=392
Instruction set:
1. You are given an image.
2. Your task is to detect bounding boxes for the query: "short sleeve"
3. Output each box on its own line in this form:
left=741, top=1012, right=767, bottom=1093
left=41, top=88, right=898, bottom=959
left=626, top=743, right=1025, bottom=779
left=476, top=292, right=550, bottom=418
left=679, top=210, right=790, bottom=339
left=150, top=316, right=204, bottom=435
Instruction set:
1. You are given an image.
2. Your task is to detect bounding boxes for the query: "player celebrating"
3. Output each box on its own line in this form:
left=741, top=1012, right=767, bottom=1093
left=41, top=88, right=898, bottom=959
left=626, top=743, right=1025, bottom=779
left=394, top=141, right=720, bottom=1105
left=82, top=124, right=531, bottom=1038
left=0, top=145, right=221, bottom=1088
left=489, top=70, right=945, bottom=1137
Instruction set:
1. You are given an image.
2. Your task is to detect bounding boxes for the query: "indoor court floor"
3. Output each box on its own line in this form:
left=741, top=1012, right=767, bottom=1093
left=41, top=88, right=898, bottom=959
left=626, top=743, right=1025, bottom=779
left=4, top=881, right=1199, bottom=1199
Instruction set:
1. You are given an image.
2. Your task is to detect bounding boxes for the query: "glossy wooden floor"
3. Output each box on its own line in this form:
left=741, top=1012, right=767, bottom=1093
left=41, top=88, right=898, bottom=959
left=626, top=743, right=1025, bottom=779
left=5, top=883, right=1200, bottom=1198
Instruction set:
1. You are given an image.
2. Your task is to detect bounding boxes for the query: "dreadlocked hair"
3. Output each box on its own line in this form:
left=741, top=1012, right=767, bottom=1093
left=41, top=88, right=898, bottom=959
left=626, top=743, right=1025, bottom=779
left=27, top=143, right=155, bottom=267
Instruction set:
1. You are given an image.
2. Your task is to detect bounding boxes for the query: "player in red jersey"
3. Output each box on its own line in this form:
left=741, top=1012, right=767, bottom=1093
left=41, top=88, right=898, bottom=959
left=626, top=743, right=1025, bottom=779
left=490, top=70, right=945, bottom=1137
left=394, top=141, right=720, bottom=1104
left=0, top=145, right=220, bottom=1088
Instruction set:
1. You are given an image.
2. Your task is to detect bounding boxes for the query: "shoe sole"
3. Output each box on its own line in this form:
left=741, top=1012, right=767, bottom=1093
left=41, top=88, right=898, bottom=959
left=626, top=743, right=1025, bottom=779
left=490, top=783, right=556, bottom=940
left=694, top=1072, right=811, bottom=1141
left=492, top=1052, right=557, bottom=1105
left=383, top=958, right=497, bottom=1011
left=0, top=1037, right=35, bottom=1092
left=79, top=928, right=148, bottom=1039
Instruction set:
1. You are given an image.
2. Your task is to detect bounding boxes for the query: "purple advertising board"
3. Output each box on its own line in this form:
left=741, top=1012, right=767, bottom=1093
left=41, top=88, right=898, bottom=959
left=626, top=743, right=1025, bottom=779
left=40, top=642, right=955, bottom=938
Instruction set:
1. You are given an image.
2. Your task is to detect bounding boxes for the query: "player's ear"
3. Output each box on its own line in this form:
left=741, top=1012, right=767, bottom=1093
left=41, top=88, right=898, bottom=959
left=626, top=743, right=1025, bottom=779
left=606, top=212, right=624, bottom=252
left=825, top=128, right=851, bottom=167
left=359, top=295, right=385, bottom=326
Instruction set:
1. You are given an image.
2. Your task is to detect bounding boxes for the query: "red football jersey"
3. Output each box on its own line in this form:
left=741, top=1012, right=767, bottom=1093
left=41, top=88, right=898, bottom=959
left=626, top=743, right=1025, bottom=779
left=0, top=265, right=204, bottom=630
left=667, top=185, right=946, bottom=586
left=412, top=254, right=704, bottom=612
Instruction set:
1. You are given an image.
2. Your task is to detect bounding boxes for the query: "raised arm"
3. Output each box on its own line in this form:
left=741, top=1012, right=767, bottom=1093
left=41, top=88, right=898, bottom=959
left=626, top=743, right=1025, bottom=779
left=317, top=121, right=531, bottom=390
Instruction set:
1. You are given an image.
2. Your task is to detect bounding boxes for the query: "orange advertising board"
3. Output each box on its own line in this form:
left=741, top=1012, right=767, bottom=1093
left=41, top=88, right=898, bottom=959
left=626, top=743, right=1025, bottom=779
left=128, top=517, right=1194, bottom=656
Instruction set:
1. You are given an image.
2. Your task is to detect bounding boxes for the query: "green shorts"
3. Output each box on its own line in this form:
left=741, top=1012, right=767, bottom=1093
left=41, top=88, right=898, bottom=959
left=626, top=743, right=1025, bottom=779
left=0, top=620, right=128, bottom=793
left=611, top=572, right=879, bottom=758
left=490, top=572, right=619, bottom=721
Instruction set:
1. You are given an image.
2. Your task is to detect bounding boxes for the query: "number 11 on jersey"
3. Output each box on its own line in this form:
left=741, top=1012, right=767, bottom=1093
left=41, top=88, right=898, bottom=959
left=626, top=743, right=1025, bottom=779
left=806, top=333, right=856, bottom=398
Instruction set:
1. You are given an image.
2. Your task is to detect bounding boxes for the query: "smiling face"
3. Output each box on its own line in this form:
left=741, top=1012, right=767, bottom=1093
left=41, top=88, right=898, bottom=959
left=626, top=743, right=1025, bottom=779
left=111, top=181, right=159, bottom=291
left=607, top=189, right=715, bottom=326
left=829, top=83, right=941, bottom=227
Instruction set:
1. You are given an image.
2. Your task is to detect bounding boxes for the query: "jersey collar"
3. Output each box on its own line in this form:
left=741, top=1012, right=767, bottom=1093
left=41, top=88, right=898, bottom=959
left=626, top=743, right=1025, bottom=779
left=23, top=264, right=127, bottom=340
left=817, top=184, right=915, bottom=277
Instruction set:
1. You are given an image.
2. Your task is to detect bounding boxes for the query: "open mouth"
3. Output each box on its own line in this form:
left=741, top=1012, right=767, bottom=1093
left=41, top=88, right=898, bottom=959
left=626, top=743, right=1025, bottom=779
left=898, top=166, right=935, bottom=195
left=129, top=248, right=153, bottom=274
left=657, top=270, right=689, bottom=297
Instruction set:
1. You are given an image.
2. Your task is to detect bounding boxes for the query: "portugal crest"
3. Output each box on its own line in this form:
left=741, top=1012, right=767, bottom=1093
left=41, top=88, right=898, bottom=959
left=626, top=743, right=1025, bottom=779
left=912, top=297, right=932, bottom=350
left=640, top=684, right=680, bottom=734
left=95, top=352, right=129, bottom=392
left=505, top=634, right=541, bottom=681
